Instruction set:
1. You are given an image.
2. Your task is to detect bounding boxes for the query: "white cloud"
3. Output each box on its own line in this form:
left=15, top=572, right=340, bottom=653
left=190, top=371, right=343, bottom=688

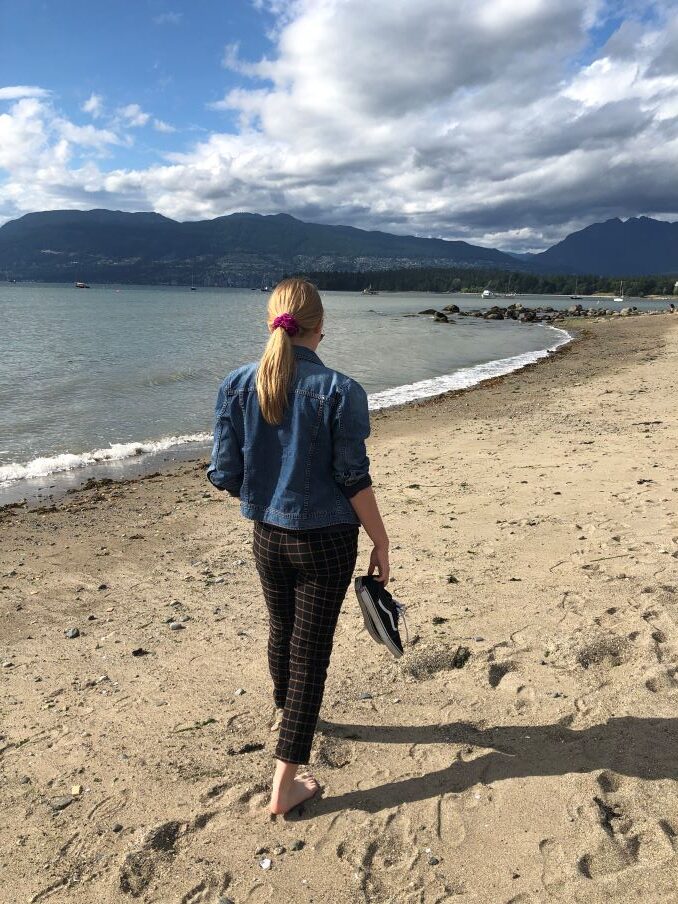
left=153, top=118, right=176, bottom=133
left=117, top=103, right=151, bottom=127
left=0, top=85, right=50, bottom=100
left=82, top=93, right=104, bottom=117
left=153, top=11, right=182, bottom=25
left=1, top=1, right=677, bottom=250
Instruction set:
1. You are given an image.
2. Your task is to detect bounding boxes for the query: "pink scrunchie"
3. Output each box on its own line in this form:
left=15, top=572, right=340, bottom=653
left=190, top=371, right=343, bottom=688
left=272, top=312, right=300, bottom=336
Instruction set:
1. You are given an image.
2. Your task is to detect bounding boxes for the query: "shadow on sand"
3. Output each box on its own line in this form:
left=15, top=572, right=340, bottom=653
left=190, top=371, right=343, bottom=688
left=313, top=717, right=678, bottom=815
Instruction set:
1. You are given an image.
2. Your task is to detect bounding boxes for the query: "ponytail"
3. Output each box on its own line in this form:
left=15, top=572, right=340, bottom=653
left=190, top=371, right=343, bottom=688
left=256, top=278, right=323, bottom=425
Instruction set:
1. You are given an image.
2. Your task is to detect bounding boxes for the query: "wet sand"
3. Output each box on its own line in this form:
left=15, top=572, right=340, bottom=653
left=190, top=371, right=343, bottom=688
left=1, top=314, right=677, bottom=904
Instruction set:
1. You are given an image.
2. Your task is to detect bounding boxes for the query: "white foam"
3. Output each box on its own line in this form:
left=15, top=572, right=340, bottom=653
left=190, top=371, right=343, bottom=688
left=0, top=433, right=211, bottom=485
left=367, top=326, right=572, bottom=410
left=0, top=326, right=572, bottom=487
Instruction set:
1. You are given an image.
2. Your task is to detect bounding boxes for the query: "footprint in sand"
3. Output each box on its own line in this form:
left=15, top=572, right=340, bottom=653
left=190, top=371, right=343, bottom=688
left=337, top=812, right=421, bottom=900
left=539, top=837, right=576, bottom=891
left=432, top=792, right=466, bottom=849
left=179, top=873, right=233, bottom=904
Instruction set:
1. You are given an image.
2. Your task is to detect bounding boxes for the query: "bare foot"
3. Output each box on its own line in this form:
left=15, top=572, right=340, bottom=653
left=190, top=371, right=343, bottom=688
left=269, top=707, right=284, bottom=732
left=269, top=773, right=320, bottom=815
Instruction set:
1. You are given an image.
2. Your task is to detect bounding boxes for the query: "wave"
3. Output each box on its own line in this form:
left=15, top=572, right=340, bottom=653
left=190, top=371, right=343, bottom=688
left=367, top=326, right=572, bottom=409
left=0, top=433, right=212, bottom=484
left=0, top=326, right=572, bottom=487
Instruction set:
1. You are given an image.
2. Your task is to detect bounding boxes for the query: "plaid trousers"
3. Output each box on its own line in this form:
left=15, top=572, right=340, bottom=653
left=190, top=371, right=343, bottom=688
left=252, top=521, right=359, bottom=764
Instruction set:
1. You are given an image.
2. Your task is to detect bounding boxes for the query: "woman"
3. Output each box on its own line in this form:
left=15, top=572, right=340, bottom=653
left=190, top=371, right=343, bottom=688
left=207, top=278, right=390, bottom=815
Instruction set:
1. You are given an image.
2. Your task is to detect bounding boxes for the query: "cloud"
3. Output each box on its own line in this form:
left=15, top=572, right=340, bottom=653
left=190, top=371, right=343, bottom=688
left=0, top=85, right=50, bottom=100
left=153, top=118, right=176, bottom=133
left=1, top=0, right=678, bottom=251
left=153, top=11, right=182, bottom=25
left=81, top=93, right=104, bottom=117
left=117, top=103, right=151, bottom=127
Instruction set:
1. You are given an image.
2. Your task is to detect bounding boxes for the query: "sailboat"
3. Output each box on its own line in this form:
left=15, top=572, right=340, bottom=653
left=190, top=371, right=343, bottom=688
left=482, top=282, right=496, bottom=299
left=504, top=275, right=516, bottom=298
left=362, top=284, right=378, bottom=295
left=260, top=275, right=270, bottom=293
left=570, top=279, right=582, bottom=300
left=613, top=280, right=624, bottom=303
left=190, top=269, right=197, bottom=291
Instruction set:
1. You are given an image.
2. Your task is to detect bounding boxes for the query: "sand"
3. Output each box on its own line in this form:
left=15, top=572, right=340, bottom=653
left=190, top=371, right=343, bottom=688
left=1, top=314, right=677, bottom=904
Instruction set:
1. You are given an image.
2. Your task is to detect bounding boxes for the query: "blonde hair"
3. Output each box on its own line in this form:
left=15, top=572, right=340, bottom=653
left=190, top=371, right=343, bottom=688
left=256, top=278, right=324, bottom=425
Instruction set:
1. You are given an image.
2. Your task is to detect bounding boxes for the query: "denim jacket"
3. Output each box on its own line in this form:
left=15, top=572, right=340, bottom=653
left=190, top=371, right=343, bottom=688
left=207, top=345, right=372, bottom=529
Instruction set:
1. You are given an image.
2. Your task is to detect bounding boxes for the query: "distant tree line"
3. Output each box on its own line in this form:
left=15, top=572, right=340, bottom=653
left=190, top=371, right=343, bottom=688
left=297, top=267, right=678, bottom=297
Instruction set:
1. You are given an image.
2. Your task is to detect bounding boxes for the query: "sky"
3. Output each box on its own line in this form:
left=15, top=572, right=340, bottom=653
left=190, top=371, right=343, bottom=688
left=0, top=0, right=677, bottom=252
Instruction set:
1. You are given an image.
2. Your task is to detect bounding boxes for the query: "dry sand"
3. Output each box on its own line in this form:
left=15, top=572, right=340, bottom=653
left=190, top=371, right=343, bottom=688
left=1, top=314, right=677, bottom=904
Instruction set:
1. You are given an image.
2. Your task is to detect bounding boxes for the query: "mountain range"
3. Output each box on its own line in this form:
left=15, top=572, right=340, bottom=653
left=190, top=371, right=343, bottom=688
left=0, top=209, right=675, bottom=285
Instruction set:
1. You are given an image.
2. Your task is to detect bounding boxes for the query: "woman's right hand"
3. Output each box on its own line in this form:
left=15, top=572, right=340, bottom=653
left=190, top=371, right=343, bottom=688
left=368, top=544, right=390, bottom=584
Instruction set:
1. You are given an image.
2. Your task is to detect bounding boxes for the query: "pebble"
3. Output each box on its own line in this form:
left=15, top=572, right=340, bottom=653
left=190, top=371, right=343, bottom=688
left=64, top=627, right=80, bottom=639
left=19, top=776, right=30, bottom=784
left=235, top=687, right=246, bottom=696
left=49, top=795, right=73, bottom=812
left=169, top=622, right=185, bottom=631
left=273, top=845, right=286, bottom=855
left=255, top=846, right=269, bottom=855
left=112, top=822, right=123, bottom=833
left=97, top=583, right=108, bottom=591
left=2, top=661, right=13, bottom=668
left=428, top=855, right=441, bottom=866
left=259, top=857, right=272, bottom=870
left=71, top=785, right=83, bottom=796
left=359, top=692, right=373, bottom=700
left=290, top=839, right=305, bottom=851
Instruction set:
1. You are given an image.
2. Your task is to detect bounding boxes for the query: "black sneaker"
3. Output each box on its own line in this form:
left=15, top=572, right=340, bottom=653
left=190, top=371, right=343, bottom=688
left=354, top=576, right=408, bottom=659
left=354, top=577, right=383, bottom=645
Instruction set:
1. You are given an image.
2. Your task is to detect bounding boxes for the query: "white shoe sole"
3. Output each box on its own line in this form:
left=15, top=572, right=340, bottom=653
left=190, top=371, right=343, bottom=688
left=354, top=578, right=404, bottom=659
left=354, top=577, right=383, bottom=645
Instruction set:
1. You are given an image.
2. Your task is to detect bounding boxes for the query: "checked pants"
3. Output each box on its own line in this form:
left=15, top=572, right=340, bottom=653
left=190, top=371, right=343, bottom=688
left=252, top=520, right=359, bottom=764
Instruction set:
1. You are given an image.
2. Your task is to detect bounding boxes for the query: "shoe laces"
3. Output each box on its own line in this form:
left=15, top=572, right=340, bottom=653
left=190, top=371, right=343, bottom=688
left=394, top=599, right=409, bottom=645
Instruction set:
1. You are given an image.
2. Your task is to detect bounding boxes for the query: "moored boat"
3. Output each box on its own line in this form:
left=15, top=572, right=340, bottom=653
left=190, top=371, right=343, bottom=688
left=613, top=280, right=625, bottom=303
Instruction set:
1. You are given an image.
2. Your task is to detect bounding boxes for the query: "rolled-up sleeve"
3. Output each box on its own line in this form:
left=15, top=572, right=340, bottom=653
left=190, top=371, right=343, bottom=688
left=206, top=382, right=244, bottom=497
left=331, top=378, right=372, bottom=499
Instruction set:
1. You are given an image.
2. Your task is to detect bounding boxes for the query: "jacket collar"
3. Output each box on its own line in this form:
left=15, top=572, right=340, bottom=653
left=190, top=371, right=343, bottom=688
left=293, top=345, right=323, bottom=366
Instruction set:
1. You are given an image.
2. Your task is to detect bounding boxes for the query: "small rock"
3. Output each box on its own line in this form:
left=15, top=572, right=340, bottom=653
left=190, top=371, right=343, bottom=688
left=169, top=622, right=185, bottom=631
left=49, top=795, right=73, bottom=812
left=290, top=839, right=305, bottom=851
left=64, top=627, right=80, bottom=639
left=273, top=845, right=286, bottom=855
left=2, top=661, right=13, bottom=668
left=97, top=583, right=108, bottom=591
left=87, top=614, right=96, bottom=621
left=432, top=616, right=449, bottom=625
left=359, top=692, right=373, bottom=700
left=447, top=574, right=459, bottom=584
left=131, top=648, right=150, bottom=657
left=112, top=822, right=123, bottom=832
left=255, top=846, right=269, bottom=855
left=19, top=776, right=30, bottom=784
left=71, top=785, right=83, bottom=796
left=428, top=855, right=441, bottom=865
left=235, top=687, right=246, bottom=696
left=259, top=857, right=272, bottom=870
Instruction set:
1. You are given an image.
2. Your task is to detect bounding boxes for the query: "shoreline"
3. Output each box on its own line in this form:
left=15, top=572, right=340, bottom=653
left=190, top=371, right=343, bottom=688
left=0, top=320, right=574, bottom=511
left=2, top=313, right=678, bottom=903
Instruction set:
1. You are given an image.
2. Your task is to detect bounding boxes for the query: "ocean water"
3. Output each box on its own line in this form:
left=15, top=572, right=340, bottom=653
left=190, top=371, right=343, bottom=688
left=0, top=282, right=653, bottom=504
